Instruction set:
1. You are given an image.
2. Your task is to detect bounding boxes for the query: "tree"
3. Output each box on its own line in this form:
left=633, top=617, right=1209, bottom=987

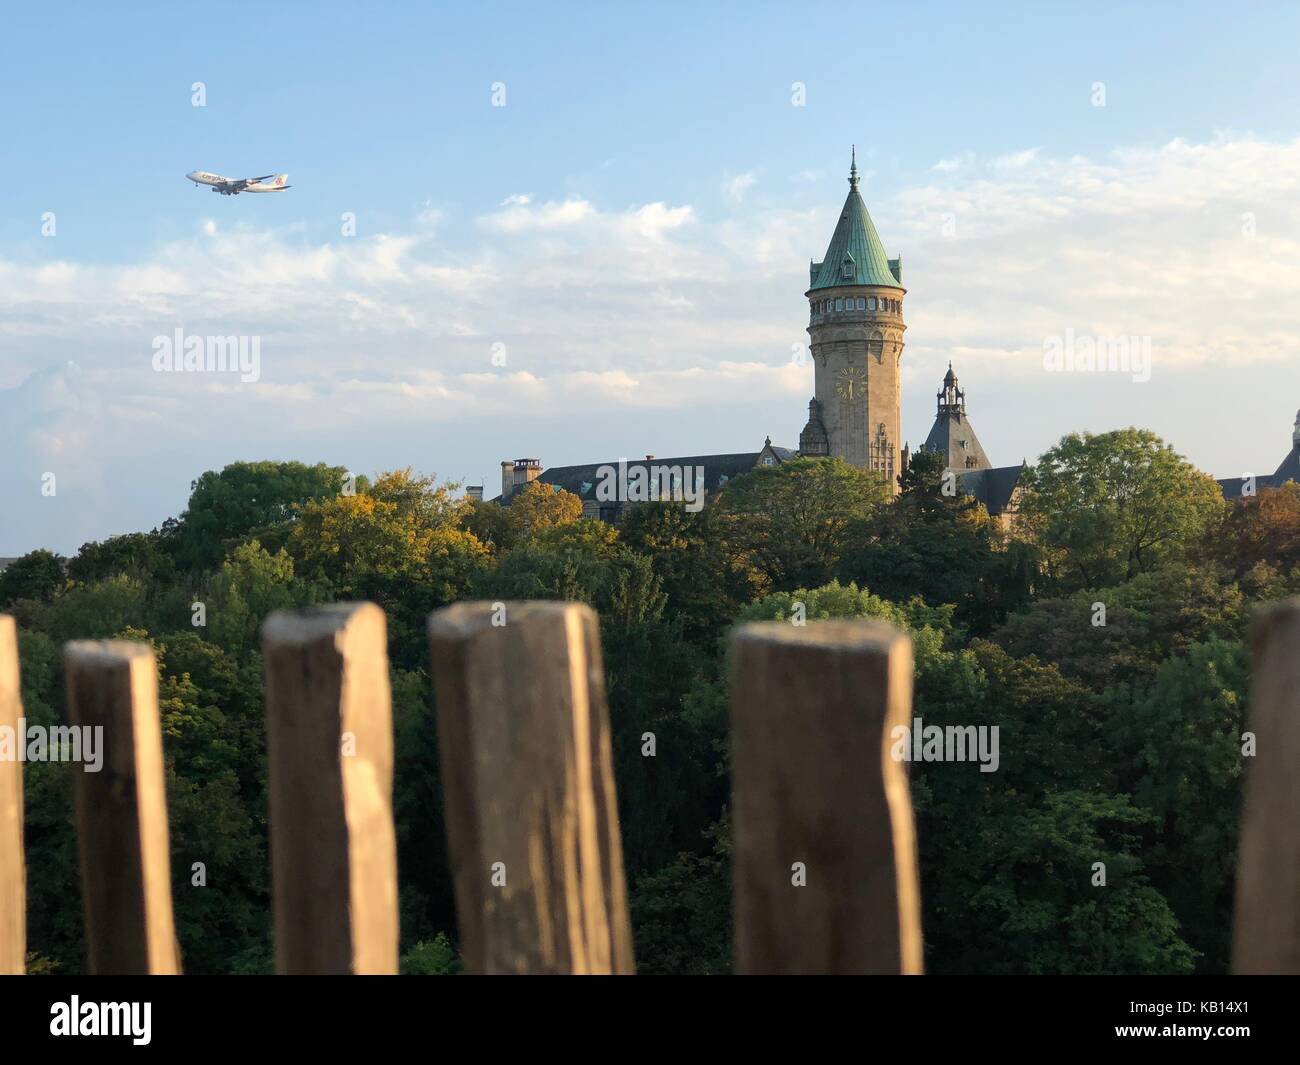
left=510, top=480, right=583, bottom=536
left=992, top=562, right=1244, bottom=689
left=287, top=472, right=489, bottom=667
left=171, top=461, right=351, bottom=571
left=529, top=518, right=621, bottom=559
left=713, top=457, right=885, bottom=591
left=1112, top=638, right=1249, bottom=973
left=1204, top=481, right=1300, bottom=578
left=462, top=498, right=518, bottom=554
left=68, top=533, right=176, bottom=585
left=1019, top=429, right=1224, bottom=590
left=287, top=473, right=484, bottom=595
left=618, top=503, right=751, bottom=644
left=203, top=541, right=319, bottom=654
left=838, top=449, right=1024, bottom=632
left=0, top=550, right=65, bottom=608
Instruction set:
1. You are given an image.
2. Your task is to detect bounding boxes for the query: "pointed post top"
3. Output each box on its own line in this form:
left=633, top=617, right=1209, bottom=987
left=849, top=146, right=859, bottom=190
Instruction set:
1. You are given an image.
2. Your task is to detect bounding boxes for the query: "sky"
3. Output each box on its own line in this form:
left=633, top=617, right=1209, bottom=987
left=3, top=1, right=1300, bottom=554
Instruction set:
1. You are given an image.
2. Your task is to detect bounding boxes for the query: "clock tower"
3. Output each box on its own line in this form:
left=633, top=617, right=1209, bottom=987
left=799, top=149, right=906, bottom=493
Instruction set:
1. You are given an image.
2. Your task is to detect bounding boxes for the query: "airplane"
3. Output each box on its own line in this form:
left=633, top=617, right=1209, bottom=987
left=186, top=170, right=291, bottom=195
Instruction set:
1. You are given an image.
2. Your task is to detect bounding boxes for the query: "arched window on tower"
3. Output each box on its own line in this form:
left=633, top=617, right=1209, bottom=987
left=867, top=297, right=877, bottom=311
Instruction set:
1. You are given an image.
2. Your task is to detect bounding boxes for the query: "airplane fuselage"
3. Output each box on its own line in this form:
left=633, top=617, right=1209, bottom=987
left=186, top=170, right=291, bottom=194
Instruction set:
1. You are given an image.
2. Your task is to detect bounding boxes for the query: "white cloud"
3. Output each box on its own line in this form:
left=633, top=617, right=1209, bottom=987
left=990, top=147, right=1040, bottom=170
left=722, top=171, right=757, bottom=204
left=932, top=152, right=974, bottom=173
left=478, top=197, right=595, bottom=232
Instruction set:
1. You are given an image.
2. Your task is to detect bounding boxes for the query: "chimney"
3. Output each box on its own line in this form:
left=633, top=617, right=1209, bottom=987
left=466, top=485, right=484, bottom=502
left=645, top=455, right=655, bottom=461
left=501, top=461, right=513, bottom=498
left=513, top=458, right=542, bottom=490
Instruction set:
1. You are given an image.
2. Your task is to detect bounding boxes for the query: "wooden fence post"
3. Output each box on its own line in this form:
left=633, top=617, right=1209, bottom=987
left=1233, top=596, right=1300, bottom=974
left=262, top=603, right=398, bottom=974
left=729, top=619, right=923, bottom=975
left=64, top=640, right=179, bottom=975
left=0, top=616, right=24, bottom=974
left=427, top=601, right=634, bottom=974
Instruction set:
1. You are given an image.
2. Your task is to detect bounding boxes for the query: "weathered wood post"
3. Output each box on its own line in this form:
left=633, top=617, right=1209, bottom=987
left=1233, top=596, right=1300, bottom=974
left=0, top=616, right=25, bottom=974
left=64, top=639, right=179, bottom=974
left=263, top=603, right=399, bottom=974
left=427, top=601, right=634, bottom=974
left=729, top=619, right=923, bottom=975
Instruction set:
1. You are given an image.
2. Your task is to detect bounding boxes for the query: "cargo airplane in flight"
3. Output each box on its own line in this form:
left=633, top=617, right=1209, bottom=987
left=186, top=170, right=291, bottom=195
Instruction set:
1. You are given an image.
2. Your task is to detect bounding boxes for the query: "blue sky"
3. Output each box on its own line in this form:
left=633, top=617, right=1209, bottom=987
left=4, top=1, right=1300, bottom=553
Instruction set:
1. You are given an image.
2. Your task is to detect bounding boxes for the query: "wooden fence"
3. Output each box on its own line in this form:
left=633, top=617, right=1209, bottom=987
left=0, top=598, right=1296, bottom=975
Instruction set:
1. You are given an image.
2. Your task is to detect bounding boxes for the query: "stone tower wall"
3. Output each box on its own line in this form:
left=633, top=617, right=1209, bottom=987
left=806, top=284, right=906, bottom=489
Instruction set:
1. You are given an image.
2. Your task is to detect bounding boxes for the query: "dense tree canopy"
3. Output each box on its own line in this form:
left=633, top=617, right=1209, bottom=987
left=170, top=460, right=352, bottom=571
left=5, top=430, right=1279, bottom=975
left=712, top=456, right=885, bottom=591
left=1019, top=429, right=1225, bottom=590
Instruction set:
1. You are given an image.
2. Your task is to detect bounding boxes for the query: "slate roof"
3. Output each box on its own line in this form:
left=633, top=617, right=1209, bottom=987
left=1218, top=476, right=1277, bottom=500
left=497, top=450, right=796, bottom=504
left=956, top=464, right=1025, bottom=516
left=1218, top=440, right=1300, bottom=500
left=808, top=156, right=903, bottom=293
left=1272, top=442, right=1300, bottom=484
left=923, top=411, right=991, bottom=470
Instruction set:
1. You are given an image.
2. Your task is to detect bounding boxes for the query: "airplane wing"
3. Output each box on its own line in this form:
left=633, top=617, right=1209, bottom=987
left=214, top=174, right=275, bottom=192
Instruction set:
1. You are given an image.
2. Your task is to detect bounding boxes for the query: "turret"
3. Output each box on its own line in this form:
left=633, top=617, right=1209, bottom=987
left=802, top=148, right=906, bottom=491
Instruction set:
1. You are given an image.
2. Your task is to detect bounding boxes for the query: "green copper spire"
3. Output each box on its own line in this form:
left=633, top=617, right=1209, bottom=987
left=807, top=149, right=903, bottom=292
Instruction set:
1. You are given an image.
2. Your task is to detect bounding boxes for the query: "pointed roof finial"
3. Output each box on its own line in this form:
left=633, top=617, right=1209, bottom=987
left=849, top=145, right=859, bottom=190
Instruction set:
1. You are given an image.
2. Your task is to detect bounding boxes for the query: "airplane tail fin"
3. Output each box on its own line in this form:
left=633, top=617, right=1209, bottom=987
left=274, top=173, right=289, bottom=187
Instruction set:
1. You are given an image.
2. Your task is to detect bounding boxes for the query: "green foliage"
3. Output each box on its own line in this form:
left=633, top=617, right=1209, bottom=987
left=203, top=541, right=319, bottom=654
left=629, top=817, right=731, bottom=974
left=68, top=532, right=175, bottom=585
left=1020, top=428, right=1225, bottom=590
left=9, top=439, right=1267, bottom=976
left=992, top=562, right=1244, bottom=689
left=0, top=549, right=66, bottom=608
left=399, top=934, right=462, bottom=975
left=713, top=457, right=885, bottom=591
left=618, top=503, right=752, bottom=644
left=171, top=460, right=352, bottom=571
left=839, top=449, right=1034, bottom=633
left=1111, top=638, right=1249, bottom=972
left=16, top=575, right=152, bottom=644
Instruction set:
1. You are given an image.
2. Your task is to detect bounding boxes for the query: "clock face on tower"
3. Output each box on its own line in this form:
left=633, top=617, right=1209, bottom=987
left=835, top=366, right=865, bottom=401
